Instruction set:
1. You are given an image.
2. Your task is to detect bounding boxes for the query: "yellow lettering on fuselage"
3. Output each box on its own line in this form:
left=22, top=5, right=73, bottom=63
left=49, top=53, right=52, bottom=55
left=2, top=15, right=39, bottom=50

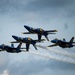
left=28, top=38, right=31, bottom=41
left=40, top=28, right=43, bottom=32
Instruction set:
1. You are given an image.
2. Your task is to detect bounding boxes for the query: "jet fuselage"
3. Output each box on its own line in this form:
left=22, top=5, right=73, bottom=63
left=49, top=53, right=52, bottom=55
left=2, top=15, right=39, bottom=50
left=51, top=39, right=74, bottom=48
left=12, top=36, right=36, bottom=45
left=0, top=45, right=21, bottom=53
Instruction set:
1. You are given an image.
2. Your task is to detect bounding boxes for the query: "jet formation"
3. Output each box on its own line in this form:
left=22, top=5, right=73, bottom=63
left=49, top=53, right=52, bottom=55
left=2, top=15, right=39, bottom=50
left=0, top=25, right=75, bottom=53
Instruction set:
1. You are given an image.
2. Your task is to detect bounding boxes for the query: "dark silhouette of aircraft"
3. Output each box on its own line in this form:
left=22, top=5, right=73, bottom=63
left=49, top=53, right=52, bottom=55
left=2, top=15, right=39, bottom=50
left=0, top=43, right=26, bottom=53
left=48, top=37, right=75, bottom=48
left=10, top=35, right=45, bottom=51
left=22, top=25, right=57, bottom=41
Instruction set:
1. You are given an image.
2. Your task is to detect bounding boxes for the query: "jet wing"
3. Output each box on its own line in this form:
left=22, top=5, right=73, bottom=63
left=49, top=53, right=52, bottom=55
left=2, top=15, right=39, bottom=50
left=47, top=32, right=56, bottom=34
left=45, top=30, right=58, bottom=32
left=34, top=39, right=45, bottom=42
left=48, top=44, right=58, bottom=47
left=20, top=47, right=30, bottom=49
left=22, top=32, right=35, bottom=34
left=38, top=35, right=42, bottom=41
left=10, top=41, right=19, bottom=43
left=26, top=44, right=30, bottom=51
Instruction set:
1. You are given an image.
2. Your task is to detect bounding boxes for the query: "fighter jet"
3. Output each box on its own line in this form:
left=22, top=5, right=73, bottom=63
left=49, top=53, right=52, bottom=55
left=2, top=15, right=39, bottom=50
left=0, top=43, right=26, bottom=53
left=10, top=35, right=45, bottom=51
left=22, top=25, right=57, bottom=41
left=48, top=37, right=75, bottom=48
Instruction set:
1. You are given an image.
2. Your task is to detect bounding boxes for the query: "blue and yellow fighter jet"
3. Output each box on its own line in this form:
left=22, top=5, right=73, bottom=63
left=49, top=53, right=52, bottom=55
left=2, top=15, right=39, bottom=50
left=48, top=37, right=75, bottom=48
left=22, top=25, right=57, bottom=41
left=0, top=43, right=26, bottom=53
left=11, top=35, right=45, bottom=51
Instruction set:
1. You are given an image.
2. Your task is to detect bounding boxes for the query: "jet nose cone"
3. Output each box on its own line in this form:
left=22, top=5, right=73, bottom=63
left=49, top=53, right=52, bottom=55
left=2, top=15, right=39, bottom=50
left=51, top=40, right=56, bottom=43
left=24, top=25, right=29, bottom=29
left=0, top=45, right=2, bottom=49
left=55, top=30, right=58, bottom=32
left=24, top=25, right=27, bottom=28
left=12, top=35, right=18, bottom=40
left=51, top=40, right=53, bottom=43
left=24, top=25, right=30, bottom=30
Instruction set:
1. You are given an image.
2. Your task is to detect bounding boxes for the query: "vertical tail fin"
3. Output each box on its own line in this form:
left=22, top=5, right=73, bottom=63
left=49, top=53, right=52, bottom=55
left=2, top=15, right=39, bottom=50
left=26, top=44, right=30, bottom=51
left=11, top=43, right=14, bottom=48
left=17, top=43, right=22, bottom=49
left=69, top=37, right=74, bottom=43
left=45, top=35, right=49, bottom=41
left=15, top=43, right=22, bottom=53
left=32, top=41, right=37, bottom=50
left=33, top=44, right=37, bottom=50
left=38, top=35, right=42, bottom=41
left=44, top=32, right=49, bottom=41
left=63, top=38, right=66, bottom=42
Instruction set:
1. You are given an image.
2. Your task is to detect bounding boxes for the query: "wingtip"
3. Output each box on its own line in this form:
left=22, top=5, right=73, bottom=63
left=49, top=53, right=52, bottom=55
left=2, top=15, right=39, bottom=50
left=9, top=42, right=13, bottom=43
left=55, top=30, right=58, bottom=32
left=47, top=45, right=49, bottom=47
left=48, top=40, right=51, bottom=42
left=47, top=45, right=50, bottom=47
left=9, top=42, right=12, bottom=43
left=21, top=32, right=25, bottom=34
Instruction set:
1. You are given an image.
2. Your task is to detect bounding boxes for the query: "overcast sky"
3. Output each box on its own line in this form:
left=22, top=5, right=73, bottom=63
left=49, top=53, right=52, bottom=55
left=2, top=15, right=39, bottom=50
left=0, top=0, right=75, bottom=75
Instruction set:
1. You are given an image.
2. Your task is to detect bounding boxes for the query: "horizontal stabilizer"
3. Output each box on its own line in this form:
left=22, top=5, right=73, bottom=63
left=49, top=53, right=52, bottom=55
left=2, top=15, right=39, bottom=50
left=22, top=32, right=34, bottom=34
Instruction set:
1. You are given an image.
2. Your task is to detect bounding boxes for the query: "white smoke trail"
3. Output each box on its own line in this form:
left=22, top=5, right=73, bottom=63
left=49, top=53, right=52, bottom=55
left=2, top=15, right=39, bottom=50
left=29, top=51, right=75, bottom=64
left=36, top=45, right=75, bottom=59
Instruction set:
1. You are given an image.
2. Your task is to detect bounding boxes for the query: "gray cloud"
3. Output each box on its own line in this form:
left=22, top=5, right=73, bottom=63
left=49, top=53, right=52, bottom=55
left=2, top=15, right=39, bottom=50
left=0, top=0, right=75, bottom=19
left=27, top=0, right=75, bottom=18
left=7, top=58, right=49, bottom=75
left=6, top=59, right=75, bottom=75
left=0, top=0, right=75, bottom=13
left=0, top=0, right=29, bottom=14
left=63, top=23, right=69, bottom=30
left=27, top=0, right=74, bottom=10
left=47, top=60, right=75, bottom=70
left=0, top=52, right=9, bottom=74
left=0, top=52, right=75, bottom=75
